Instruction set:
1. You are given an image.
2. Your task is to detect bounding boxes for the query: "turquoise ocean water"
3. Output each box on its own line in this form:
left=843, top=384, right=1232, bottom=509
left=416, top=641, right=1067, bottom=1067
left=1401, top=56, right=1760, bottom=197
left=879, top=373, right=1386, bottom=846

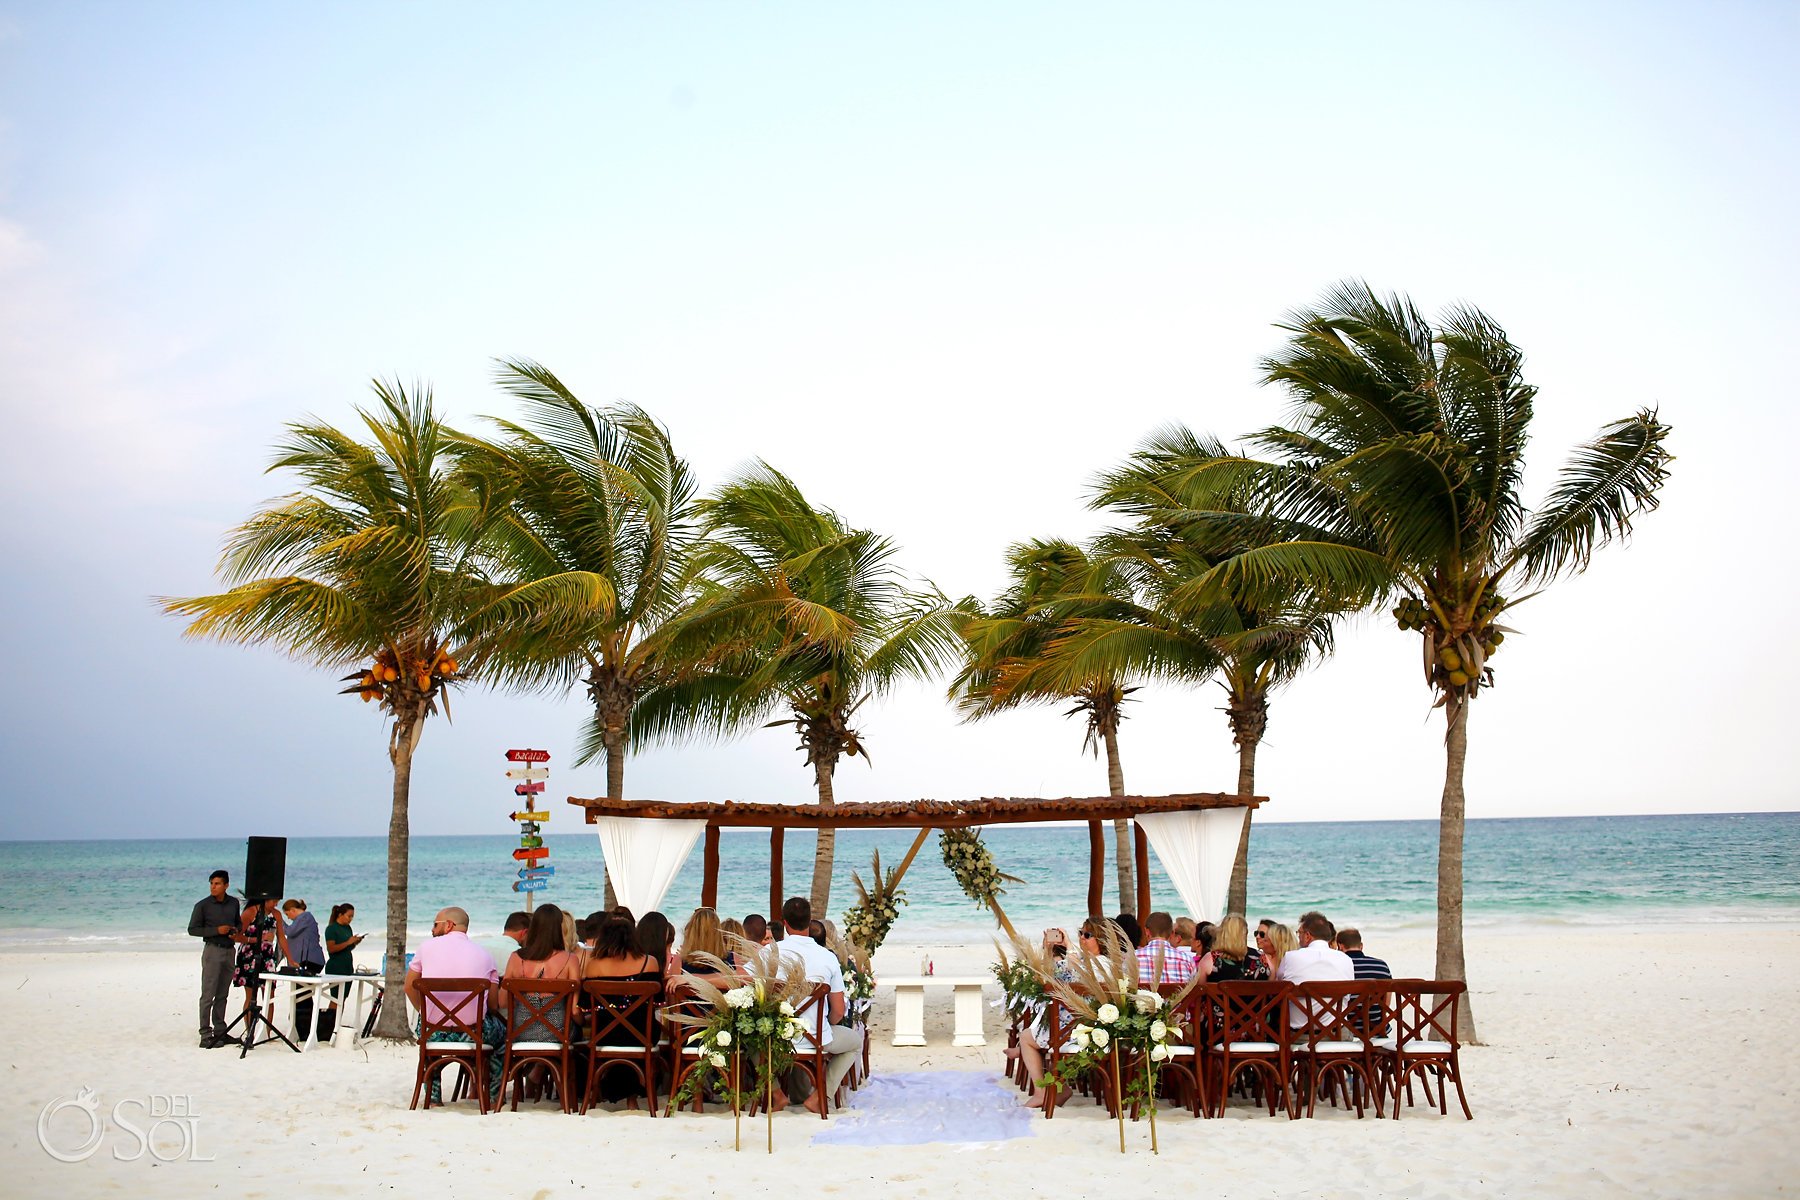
left=2, top=812, right=1796, bottom=952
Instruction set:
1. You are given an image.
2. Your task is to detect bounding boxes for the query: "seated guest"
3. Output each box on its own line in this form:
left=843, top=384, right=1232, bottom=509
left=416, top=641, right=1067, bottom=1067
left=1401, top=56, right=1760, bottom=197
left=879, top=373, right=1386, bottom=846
left=499, top=903, right=580, bottom=1033
left=635, top=910, right=678, bottom=981
left=1334, top=928, right=1391, bottom=979
left=1254, top=918, right=1276, bottom=962
left=1015, top=927, right=1076, bottom=1109
left=678, top=908, right=728, bottom=981
left=1263, top=922, right=1297, bottom=977
left=1207, top=916, right=1268, bottom=982
left=1135, top=911, right=1196, bottom=984
left=581, top=913, right=662, bottom=1105
left=719, top=917, right=747, bottom=961
left=1172, top=917, right=1198, bottom=952
left=1191, top=920, right=1218, bottom=980
left=560, top=909, right=582, bottom=968
left=1275, top=911, right=1355, bottom=1030
left=743, top=913, right=770, bottom=947
left=503, top=910, right=530, bottom=947
left=1113, top=912, right=1145, bottom=950
left=404, top=907, right=503, bottom=1105
left=771, top=897, right=863, bottom=1116
left=808, top=918, right=828, bottom=945
left=581, top=911, right=607, bottom=954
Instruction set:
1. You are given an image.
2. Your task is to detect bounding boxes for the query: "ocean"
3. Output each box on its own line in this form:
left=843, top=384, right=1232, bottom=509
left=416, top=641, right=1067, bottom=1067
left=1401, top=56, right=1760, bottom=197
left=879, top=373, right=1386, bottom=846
left=2, top=812, right=1796, bottom=953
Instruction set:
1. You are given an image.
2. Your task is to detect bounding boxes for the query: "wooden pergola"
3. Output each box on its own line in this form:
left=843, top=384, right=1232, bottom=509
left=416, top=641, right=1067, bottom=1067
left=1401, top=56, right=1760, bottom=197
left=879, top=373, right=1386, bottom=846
left=567, top=792, right=1265, bottom=919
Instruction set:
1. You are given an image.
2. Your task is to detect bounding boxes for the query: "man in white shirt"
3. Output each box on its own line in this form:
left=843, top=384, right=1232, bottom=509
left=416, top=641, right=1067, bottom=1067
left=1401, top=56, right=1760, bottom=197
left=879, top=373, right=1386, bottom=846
left=773, top=896, right=864, bottom=1115
left=1275, top=911, right=1356, bottom=1030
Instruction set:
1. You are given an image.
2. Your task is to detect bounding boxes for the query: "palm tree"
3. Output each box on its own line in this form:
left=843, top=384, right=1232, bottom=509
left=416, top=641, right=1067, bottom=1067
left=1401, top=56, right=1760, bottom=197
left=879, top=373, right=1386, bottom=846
left=951, top=538, right=1144, bottom=911
left=645, top=464, right=967, bottom=913
left=1136, top=283, right=1674, bottom=1038
left=162, top=382, right=608, bottom=1037
left=453, top=360, right=697, bottom=906
left=1090, top=428, right=1342, bottom=916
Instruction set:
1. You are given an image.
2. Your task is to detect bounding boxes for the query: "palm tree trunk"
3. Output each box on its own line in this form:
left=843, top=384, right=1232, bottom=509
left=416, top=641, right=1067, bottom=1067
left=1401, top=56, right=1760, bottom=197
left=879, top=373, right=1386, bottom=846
left=809, top=755, right=837, bottom=915
left=1226, top=734, right=1257, bottom=919
left=1224, top=683, right=1268, bottom=920
left=374, top=713, right=422, bottom=1039
left=1437, top=692, right=1479, bottom=1043
left=602, top=721, right=624, bottom=911
left=1101, top=724, right=1133, bottom=915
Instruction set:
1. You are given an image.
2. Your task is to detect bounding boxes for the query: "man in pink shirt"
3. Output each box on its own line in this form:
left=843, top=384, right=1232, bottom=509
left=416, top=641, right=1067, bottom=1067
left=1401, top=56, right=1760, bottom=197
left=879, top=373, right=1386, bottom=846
left=404, top=907, right=503, bottom=1104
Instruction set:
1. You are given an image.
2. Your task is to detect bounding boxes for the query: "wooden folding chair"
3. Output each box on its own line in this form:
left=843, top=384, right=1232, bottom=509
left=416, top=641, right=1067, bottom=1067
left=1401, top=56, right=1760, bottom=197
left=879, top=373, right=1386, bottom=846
left=580, top=980, right=663, bottom=1116
left=1040, top=996, right=1121, bottom=1120
left=498, top=976, right=579, bottom=1113
left=1208, top=981, right=1294, bottom=1118
left=1156, top=983, right=1209, bottom=1117
left=787, top=983, right=836, bottom=1119
left=410, top=977, right=496, bottom=1114
left=1291, top=981, right=1389, bottom=1118
left=662, top=997, right=724, bottom=1115
left=1379, top=981, right=1472, bottom=1120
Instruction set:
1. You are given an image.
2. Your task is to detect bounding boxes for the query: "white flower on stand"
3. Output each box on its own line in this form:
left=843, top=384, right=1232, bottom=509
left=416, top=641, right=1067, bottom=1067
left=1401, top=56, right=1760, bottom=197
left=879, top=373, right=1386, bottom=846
left=710, top=1052, right=727, bottom=1067
left=1092, top=1028, right=1111, bottom=1049
left=779, top=1001, right=796, bottom=1017
left=1096, top=1003, right=1120, bottom=1025
left=725, top=987, right=754, bottom=1009
left=715, top=1030, right=732, bottom=1047
left=1134, top=991, right=1162, bottom=1014
left=1072, top=1025, right=1092, bottom=1050
left=1149, top=1020, right=1168, bottom=1042
left=1149, top=1043, right=1170, bottom=1063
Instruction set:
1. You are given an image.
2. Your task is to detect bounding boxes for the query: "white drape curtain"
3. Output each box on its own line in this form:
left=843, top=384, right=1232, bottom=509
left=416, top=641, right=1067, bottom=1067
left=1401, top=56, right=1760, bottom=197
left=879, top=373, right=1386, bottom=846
left=1136, top=808, right=1249, bottom=926
left=594, top=817, right=706, bottom=918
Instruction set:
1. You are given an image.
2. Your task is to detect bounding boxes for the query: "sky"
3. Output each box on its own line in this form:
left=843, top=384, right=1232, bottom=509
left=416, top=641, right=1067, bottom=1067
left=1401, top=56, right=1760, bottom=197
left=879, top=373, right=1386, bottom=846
left=0, top=2, right=1795, bottom=841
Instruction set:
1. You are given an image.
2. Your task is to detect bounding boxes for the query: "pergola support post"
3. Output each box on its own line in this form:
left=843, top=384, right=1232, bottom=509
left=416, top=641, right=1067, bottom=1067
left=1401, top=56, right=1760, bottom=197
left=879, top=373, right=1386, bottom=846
left=769, top=827, right=785, bottom=919
left=1133, top=820, right=1151, bottom=918
left=1087, top=820, right=1105, bottom=917
left=701, top=823, right=721, bottom=909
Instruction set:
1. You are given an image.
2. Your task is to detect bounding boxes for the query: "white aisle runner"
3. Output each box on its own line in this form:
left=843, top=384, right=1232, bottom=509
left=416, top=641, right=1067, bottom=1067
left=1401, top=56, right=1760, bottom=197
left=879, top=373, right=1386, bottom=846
left=810, top=1071, right=1037, bottom=1147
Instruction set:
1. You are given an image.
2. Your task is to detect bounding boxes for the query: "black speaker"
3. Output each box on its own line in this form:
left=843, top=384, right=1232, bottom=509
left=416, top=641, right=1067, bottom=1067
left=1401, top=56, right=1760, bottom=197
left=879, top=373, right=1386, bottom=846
left=244, top=836, right=287, bottom=901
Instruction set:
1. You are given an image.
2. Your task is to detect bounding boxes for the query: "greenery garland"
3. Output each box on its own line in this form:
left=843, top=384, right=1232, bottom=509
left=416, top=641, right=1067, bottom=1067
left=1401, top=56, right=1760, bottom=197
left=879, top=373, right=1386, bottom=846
left=939, top=827, right=1016, bottom=908
left=841, top=847, right=907, bottom=954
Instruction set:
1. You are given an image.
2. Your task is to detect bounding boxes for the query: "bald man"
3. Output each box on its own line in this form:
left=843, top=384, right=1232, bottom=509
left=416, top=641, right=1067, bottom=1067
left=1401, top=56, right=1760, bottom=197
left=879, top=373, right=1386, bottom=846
left=404, top=907, right=503, bottom=1106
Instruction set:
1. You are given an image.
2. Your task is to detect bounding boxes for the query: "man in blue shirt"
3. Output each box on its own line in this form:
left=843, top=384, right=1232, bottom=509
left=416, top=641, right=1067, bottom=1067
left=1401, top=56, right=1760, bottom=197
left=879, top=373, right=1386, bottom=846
left=1334, top=928, right=1391, bottom=979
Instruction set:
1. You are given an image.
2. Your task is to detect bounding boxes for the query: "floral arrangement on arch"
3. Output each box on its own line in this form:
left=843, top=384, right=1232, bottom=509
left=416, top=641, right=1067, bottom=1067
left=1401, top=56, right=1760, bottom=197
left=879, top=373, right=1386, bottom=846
left=1039, top=923, right=1198, bottom=1154
left=842, top=846, right=908, bottom=954
left=939, top=826, right=1020, bottom=908
left=665, top=937, right=813, bottom=1151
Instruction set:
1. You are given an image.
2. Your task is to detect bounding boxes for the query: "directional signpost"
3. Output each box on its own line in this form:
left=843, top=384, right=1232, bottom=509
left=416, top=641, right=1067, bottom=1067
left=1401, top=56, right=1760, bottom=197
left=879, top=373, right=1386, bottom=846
left=505, top=749, right=550, bottom=909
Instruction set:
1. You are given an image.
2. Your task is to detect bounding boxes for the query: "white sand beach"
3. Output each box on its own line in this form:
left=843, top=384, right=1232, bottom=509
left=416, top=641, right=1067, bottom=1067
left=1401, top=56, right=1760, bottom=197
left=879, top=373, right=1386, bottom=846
left=2, top=927, right=1795, bottom=1198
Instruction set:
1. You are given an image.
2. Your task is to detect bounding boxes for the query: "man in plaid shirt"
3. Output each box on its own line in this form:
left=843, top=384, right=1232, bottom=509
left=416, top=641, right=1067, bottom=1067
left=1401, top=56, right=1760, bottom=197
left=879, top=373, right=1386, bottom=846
left=1135, top=912, right=1197, bottom=984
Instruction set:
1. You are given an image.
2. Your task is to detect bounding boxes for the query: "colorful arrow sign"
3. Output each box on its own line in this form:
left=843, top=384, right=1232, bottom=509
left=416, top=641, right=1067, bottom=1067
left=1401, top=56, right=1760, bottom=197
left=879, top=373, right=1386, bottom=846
left=505, top=749, right=551, bottom=763
left=504, top=766, right=551, bottom=782
left=513, top=781, right=546, bottom=796
left=512, top=847, right=549, bottom=861
left=518, top=865, right=556, bottom=879
left=513, top=878, right=548, bottom=893
left=517, top=822, right=540, bottom=835
left=509, top=810, right=550, bottom=822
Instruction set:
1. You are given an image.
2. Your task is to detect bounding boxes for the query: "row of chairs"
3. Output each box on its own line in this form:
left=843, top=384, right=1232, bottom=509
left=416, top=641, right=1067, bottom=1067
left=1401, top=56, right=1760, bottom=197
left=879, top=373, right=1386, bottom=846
left=1021, top=979, right=1471, bottom=1121
left=409, top=977, right=863, bottom=1117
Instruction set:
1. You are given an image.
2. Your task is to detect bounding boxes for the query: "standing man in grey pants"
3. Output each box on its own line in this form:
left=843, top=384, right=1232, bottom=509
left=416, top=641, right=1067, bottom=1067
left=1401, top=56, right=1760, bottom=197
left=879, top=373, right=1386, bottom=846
left=188, top=869, right=241, bottom=1048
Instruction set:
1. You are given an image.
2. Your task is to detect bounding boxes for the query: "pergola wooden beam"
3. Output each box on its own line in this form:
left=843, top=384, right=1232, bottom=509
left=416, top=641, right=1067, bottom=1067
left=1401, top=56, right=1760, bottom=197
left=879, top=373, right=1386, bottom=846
left=573, top=791, right=1266, bottom=922
left=569, top=791, right=1264, bottom=830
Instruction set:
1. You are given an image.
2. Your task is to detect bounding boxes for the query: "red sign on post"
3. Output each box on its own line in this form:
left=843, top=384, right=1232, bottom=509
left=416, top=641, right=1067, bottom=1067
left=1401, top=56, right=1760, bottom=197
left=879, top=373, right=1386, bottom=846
left=514, top=781, right=545, bottom=795
left=512, top=847, right=550, bottom=861
left=505, top=749, right=550, bottom=763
